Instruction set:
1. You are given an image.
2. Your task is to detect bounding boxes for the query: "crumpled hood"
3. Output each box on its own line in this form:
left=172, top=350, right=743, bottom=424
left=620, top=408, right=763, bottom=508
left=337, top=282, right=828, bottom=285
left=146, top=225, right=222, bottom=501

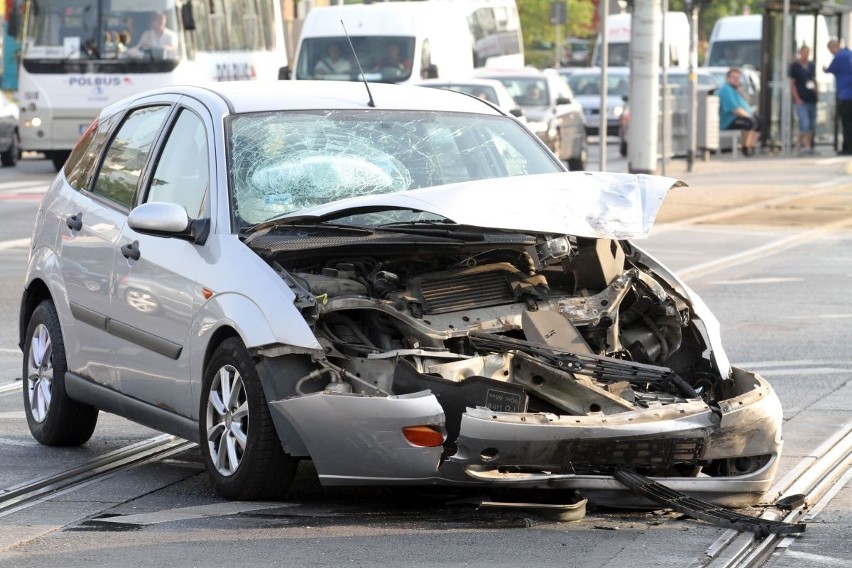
left=284, top=172, right=686, bottom=240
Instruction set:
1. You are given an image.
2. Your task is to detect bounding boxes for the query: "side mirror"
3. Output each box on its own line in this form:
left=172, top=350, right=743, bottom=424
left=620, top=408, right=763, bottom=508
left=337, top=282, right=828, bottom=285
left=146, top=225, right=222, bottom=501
left=423, top=63, right=439, bottom=79
left=622, top=94, right=629, bottom=102
left=509, top=107, right=525, bottom=118
left=555, top=96, right=572, bottom=105
left=181, top=2, right=196, bottom=31
left=128, top=202, right=209, bottom=245
left=279, top=66, right=291, bottom=80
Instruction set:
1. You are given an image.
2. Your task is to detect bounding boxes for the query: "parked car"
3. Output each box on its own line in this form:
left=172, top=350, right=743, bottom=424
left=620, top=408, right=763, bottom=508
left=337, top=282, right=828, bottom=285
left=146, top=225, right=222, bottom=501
left=476, top=68, right=588, bottom=170
left=0, top=92, right=20, bottom=167
left=412, top=77, right=526, bottom=122
left=618, top=68, right=718, bottom=157
left=21, top=80, right=782, bottom=508
left=565, top=66, right=630, bottom=136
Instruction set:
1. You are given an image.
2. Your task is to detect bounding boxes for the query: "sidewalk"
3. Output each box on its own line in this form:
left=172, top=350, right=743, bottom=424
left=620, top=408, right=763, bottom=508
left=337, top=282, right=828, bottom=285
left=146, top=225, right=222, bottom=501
left=636, top=150, right=852, bottom=224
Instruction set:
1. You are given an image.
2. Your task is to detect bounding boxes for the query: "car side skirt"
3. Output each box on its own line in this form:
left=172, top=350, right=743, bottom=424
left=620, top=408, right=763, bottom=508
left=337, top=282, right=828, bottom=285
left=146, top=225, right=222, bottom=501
left=65, top=372, right=198, bottom=441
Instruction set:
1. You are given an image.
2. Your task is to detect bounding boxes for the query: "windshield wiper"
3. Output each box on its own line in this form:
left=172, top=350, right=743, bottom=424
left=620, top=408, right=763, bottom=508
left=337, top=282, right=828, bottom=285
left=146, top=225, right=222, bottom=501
left=375, top=224, right=486, bottom=242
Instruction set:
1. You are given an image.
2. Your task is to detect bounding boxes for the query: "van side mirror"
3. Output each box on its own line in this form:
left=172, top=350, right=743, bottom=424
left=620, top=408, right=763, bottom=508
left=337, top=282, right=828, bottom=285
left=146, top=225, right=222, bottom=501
left=509, top=107, right=525, bottom=118
left=181, top=2, right=196, bottom=32
left=423, top=64, right=438, bottom=79
left=556, top=96, right=572, bottom=105
left=279, top=66, right=291, bottom=80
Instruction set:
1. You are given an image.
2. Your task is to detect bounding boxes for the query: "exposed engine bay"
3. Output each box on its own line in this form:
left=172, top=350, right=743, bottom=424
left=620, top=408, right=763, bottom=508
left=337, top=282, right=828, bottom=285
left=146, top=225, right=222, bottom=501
left=247, top=226, right=774, bottom=483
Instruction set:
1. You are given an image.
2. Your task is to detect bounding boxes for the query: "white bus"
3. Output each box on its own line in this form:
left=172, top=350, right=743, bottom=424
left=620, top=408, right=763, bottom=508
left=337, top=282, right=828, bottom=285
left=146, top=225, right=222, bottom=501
left=17, top=0, right=287, bottom=170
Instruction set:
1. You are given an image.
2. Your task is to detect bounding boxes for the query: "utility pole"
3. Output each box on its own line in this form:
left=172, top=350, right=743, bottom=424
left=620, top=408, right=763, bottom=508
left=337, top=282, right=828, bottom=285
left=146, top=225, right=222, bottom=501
left=686, top=0, right=698, bottom=172
left=628, top=0, right=661, bottom=174
left=599, top=0, right=608, bottom=172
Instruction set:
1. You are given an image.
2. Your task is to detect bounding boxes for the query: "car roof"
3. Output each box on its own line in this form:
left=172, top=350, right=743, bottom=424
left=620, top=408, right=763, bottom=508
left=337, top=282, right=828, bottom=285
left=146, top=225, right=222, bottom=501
left=474, top=67, right=548, bottom=79
left=105, top=80, right=505, bottom=117
left=413, top=78, right=510, bottom=89
left=568, top=67, right=630, bottom=76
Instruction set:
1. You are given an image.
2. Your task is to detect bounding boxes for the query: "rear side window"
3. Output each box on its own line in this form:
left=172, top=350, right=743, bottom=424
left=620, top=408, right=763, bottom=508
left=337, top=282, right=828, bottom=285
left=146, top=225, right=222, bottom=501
left=63, top=114, right=118, bottom=191
left=92, top=105, right=170, bottom=210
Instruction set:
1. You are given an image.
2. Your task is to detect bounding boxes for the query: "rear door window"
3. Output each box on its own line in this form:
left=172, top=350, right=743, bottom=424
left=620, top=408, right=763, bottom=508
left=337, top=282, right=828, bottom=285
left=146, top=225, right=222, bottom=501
left=92, top=105, right=171, bottom=210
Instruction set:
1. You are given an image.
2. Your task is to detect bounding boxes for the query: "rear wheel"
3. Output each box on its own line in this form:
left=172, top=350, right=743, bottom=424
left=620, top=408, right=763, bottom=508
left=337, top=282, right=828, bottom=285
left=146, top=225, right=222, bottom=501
left=1, top=131, right=20, bottom=167
left=200, top=337, right=296, bottom=500
left=23, top=300, right=98, bottom=446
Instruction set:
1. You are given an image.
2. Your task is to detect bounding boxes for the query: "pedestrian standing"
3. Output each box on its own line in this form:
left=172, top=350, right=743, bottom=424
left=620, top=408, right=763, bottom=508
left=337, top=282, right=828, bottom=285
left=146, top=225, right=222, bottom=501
left=789, top=45, right=817, bottom=154
left=825, top=39, right=852, bottom=155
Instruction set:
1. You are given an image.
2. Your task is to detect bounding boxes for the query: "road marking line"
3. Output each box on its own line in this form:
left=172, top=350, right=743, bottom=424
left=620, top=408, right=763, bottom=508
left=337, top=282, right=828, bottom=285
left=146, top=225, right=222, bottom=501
left=0, top=382, right=22, bottom=395
left=755, top=368, right=851, bottom=377
left=677, top=217, right=852, bottom=280
left=98, top=502, right=292, bottom=526
left=736, top=360, right=852, bottom=368
left=782, top=313, right=852, bottom=320
left=710, top=277, right=803, bottom=285
left=0, top=238, right=30, bottom=250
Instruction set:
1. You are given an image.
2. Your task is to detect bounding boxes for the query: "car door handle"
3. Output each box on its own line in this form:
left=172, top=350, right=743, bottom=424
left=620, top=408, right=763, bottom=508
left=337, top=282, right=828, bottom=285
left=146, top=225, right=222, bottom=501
left=66, top=212, right=83, bottom=231
left=121, top=240, right=141, bottom=261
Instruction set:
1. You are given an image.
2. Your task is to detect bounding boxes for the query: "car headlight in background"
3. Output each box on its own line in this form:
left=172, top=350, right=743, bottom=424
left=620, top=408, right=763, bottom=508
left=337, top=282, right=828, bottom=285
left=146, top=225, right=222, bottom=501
left=612, top=106, right=624, bottom=118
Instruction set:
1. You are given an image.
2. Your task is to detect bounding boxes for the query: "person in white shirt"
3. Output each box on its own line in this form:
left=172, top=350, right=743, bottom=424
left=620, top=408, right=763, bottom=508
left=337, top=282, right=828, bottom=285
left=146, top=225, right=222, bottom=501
left=130, top=12, right=178, bottom=59
left=314, top=43, right=351, bottom=76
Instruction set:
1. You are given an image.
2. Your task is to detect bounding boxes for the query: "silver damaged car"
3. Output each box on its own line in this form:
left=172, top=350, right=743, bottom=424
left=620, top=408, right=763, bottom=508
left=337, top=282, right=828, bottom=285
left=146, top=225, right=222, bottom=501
left=20, top=81, right=781, bottom=507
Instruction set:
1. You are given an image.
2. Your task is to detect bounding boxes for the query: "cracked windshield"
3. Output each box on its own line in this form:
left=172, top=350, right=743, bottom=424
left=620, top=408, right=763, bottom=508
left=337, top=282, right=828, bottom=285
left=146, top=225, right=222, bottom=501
left=228, top=109, right=562, bottom=227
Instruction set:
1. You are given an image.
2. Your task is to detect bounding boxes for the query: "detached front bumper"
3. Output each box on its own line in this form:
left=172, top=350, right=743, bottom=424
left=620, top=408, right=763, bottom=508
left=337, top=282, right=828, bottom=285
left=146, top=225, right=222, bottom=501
left=268, top=367, right=782, bottom=508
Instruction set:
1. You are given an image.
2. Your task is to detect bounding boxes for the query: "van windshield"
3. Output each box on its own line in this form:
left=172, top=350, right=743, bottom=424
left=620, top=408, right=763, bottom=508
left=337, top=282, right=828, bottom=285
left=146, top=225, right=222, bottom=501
left=296, top=37, right=417, bottom=83
left=706, top=40, right=760, bottom=69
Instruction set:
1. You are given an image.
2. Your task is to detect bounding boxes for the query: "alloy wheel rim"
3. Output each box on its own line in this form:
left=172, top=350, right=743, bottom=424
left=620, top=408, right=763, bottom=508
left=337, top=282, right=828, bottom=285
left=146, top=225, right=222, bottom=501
left=27, top=323, right=53, bottom=423
left=206, top=364, right=249, bottom=476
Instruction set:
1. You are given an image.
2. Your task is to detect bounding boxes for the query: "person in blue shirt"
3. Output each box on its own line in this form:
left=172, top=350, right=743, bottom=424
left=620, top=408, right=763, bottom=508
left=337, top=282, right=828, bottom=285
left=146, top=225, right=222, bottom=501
left=718, top=68, right=761, bottom=156
left=826, top=39, right=852, bottom=155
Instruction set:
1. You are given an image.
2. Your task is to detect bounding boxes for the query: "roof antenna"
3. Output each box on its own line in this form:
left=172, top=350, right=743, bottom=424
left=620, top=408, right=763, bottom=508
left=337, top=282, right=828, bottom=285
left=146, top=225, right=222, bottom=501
left=341, top=20, right=375, bottom=107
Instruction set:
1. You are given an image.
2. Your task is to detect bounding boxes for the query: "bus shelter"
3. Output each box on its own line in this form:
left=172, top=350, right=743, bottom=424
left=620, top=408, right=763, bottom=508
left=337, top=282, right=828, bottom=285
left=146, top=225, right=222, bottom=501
left=758, top=1, right=850, bottom=154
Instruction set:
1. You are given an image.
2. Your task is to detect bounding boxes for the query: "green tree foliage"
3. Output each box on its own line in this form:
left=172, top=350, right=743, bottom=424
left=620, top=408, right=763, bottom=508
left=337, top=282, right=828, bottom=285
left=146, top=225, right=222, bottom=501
left=518, top=0, right=761, bottom=67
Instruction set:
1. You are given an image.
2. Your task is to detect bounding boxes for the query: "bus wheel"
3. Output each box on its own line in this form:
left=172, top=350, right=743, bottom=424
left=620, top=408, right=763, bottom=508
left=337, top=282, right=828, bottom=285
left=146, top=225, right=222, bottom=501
left=49, top=151, right=71, bottom=172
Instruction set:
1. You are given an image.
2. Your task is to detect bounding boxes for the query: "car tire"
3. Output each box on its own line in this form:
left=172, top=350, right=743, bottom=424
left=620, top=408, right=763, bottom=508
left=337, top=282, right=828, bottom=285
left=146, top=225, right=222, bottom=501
left=23, top=300, right=98, bottom=446
left=567, top=141, right=588, bottom=171
left=619, top=139, right=627, bottom=158
left=1, top=131, right=20, bottom=167
left=200, top=337, right=297, bottom=500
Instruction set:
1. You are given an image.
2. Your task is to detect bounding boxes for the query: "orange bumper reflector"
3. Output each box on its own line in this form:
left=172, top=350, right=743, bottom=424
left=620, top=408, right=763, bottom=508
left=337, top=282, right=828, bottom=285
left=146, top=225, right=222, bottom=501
left=202, top=288, right=214, bottom=300
left=402, top=425, right=444, bottom=447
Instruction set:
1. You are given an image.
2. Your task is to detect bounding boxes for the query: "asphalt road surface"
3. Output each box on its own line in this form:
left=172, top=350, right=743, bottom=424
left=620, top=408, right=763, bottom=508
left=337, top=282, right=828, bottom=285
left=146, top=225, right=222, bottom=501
left=0, top=151, right=849, bottom=568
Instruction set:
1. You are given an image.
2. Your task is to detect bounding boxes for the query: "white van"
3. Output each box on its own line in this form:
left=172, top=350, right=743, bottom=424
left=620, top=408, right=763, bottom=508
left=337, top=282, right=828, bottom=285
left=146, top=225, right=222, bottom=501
left=706, top=14, right=831, bottom=75
left=591, top=12, right=690, bottom=68
left=292, top=2, right=477, bottom=84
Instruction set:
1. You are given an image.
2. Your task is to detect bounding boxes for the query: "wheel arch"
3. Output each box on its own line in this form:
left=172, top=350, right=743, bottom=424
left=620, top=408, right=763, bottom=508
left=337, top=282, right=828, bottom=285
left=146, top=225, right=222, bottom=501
left=19, top=278, right=53, bottom=351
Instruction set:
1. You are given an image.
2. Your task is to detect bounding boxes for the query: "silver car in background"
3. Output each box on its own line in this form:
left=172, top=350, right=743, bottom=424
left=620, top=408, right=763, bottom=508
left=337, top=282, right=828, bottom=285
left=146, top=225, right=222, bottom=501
left=475, top=68, right=588, bottom=171
left=21, top=81, right=781, bottom=508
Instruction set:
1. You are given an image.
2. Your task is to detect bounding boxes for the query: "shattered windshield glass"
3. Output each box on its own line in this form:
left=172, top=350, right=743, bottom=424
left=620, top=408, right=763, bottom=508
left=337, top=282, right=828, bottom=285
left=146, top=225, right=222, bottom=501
left=228, top=109, right=562, bottom=227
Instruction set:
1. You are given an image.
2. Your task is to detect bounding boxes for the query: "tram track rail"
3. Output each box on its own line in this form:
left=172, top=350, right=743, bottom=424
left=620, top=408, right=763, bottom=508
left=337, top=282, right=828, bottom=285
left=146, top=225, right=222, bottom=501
left=691, top=423, right=852, bottom=567
left=0, top=434, right=197, bottom=519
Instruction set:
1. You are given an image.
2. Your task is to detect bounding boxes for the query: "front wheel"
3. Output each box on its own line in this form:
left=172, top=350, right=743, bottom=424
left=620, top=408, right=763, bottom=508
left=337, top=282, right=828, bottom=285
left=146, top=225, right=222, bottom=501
left=23, top=300, right=98, bottom=446
left=1, top=132, right=20, bottom=167
left=200, top=337, right=296, bottom=500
